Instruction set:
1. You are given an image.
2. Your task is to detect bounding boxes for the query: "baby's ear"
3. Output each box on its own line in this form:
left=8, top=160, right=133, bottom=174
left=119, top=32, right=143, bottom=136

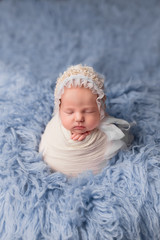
left=59, top=99, right=61, bottom=107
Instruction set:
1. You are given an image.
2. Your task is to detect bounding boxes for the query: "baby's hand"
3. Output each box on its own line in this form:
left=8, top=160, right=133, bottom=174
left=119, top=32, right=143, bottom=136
left=71, top=131, right=91, bottom=141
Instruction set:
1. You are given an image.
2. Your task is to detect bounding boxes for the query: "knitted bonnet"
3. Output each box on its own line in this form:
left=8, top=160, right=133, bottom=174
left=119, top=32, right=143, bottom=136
left=54, top=64, right=106, bottom=119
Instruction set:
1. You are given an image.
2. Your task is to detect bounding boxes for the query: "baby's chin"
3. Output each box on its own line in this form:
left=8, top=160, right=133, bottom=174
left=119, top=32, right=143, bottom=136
left=71, top=128, right=88, bottom=134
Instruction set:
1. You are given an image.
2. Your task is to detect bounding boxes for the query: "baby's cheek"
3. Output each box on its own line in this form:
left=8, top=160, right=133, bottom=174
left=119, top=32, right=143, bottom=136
left=61, top=116, right=73, bottom=130
left=87, top=116, right=100, bottom=130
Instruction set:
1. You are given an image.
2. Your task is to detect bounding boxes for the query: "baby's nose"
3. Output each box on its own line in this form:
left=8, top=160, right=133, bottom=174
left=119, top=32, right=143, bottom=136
left=75, top=112, right=84, bottom=122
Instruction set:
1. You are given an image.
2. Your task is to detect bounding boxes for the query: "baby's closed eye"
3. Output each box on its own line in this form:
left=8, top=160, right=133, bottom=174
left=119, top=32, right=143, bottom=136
left=63, top=108, right=74, bottom=114
left=65, top=111, right=74, bottom=114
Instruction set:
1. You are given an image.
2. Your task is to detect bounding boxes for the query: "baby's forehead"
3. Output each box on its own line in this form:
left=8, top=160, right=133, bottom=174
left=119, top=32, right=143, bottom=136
left=61, top=86, right=98, bottom=106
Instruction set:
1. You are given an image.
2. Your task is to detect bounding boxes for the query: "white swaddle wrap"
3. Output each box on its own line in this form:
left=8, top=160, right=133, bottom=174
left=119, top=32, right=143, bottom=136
left=39, top=114, right=130, bottom=176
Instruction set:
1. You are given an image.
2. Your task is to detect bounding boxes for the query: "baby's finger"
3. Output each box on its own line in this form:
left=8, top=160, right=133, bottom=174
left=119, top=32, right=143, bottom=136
left=71, top=133, right=76, bottom=139
left=77, top=134, right=86, bottom=141
left=83, top=132, right=90, bottom=138
left=71, top=133, right=79, bottom=138
left=77, top=131, right=91, bottom=141
left=72, top=134, right=81, bottom=140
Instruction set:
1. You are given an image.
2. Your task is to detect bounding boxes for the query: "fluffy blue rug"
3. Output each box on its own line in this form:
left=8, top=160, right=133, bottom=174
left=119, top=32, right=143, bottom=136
left=0, top=0, right=160, bottom=239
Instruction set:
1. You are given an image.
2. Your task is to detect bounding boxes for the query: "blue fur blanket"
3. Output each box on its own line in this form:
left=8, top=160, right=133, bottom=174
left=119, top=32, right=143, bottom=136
left=0, top=0, right=160, bottom=239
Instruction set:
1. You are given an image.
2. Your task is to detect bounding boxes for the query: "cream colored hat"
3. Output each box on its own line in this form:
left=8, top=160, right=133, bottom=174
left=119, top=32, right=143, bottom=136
left=54, top=64, right=106, bottom=119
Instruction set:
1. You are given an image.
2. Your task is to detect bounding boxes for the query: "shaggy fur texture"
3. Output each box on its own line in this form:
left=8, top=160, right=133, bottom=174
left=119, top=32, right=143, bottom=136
left=0, top=0, right=160, bottom=239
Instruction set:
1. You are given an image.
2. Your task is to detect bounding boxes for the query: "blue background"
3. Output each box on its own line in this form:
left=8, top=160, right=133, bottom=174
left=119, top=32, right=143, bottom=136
left=0, top=0, right=160, bottom=239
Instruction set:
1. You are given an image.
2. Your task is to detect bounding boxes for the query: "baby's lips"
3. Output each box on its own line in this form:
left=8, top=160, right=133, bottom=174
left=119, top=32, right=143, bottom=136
left=73, top=126, right=85, bottom=130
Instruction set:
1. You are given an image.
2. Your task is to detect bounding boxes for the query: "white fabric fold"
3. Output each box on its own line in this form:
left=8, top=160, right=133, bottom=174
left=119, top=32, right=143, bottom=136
left=39, top=114, right=130, bottom=176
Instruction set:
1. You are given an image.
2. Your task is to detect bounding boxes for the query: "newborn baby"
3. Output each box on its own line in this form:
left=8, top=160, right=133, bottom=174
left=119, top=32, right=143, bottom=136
left=39, top=64, right=131, bottom=176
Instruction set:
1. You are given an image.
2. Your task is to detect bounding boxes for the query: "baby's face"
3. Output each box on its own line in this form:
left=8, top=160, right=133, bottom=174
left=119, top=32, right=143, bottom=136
left=59, top=87, right=100, bottom=134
